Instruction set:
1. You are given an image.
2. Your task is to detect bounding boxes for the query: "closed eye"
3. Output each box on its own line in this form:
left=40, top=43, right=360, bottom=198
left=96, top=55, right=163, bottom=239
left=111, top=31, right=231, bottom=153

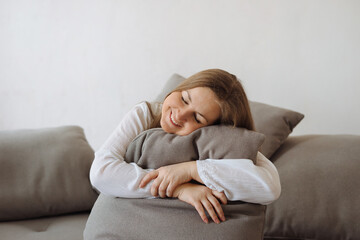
left=181, top=96, right=189, bottom=105
left=194, top=114, right=201, bottom=123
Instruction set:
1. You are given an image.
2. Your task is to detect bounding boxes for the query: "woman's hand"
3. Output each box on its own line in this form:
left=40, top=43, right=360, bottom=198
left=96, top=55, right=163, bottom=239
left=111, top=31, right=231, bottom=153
left=173, top=183, right=227, bottom=224
left=139, top=162, right=198, bottom=198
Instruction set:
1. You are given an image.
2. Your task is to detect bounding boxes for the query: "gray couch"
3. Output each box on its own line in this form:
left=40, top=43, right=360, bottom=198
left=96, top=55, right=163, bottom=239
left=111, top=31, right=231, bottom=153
left=1, top=75, right=359, bottom=239
left=1, top=129, right=359, bottom=240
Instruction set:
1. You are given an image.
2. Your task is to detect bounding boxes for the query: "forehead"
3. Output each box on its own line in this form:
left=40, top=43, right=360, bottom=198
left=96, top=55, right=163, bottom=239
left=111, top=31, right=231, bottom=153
left=186, top=87, right=216, bottom=100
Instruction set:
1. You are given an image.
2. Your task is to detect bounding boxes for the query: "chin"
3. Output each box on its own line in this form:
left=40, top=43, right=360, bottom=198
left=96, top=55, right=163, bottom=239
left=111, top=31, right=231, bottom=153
left=160, top=120, right=173, bottom=134
left=161, top=127, right=172, bottom=134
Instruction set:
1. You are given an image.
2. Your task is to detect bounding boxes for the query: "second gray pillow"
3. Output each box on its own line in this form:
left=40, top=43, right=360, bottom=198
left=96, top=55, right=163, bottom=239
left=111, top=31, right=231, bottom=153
left=125, top=125, right=265, bottom=168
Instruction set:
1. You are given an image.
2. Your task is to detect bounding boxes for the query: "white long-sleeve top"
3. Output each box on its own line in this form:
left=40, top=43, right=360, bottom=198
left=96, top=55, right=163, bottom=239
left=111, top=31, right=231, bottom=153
left=90, top=102, right=281, bottom=204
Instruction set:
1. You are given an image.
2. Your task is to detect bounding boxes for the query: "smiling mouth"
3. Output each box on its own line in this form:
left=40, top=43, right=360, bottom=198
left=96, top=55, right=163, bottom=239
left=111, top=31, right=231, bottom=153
left=170, top=112, right=181, bottom=127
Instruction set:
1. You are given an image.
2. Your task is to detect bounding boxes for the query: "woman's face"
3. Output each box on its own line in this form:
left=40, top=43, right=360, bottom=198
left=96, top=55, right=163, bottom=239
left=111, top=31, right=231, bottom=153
left=161, top=87, right=221, bottom=136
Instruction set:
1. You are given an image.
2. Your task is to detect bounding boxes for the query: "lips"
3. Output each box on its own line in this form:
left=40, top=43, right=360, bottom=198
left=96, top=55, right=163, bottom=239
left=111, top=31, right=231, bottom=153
left=170, top=112, right=181, bottom=127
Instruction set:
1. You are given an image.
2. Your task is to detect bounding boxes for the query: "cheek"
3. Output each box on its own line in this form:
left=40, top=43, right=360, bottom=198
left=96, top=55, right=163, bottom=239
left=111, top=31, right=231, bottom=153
left=164, top=92, right=181, bottom=106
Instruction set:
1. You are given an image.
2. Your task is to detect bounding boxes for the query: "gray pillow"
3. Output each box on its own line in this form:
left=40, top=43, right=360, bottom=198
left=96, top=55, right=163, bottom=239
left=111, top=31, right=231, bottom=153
left=249, top=101, right=304, bottom=158
left=125, top=125, right=265, bottom=166
left=155, top=73, right=304, bottom=159
left=84, top=194, right=266, bottom=240
left=0, top=126, right=98, bottom=221
left=264, top=135, right=360, bottom=240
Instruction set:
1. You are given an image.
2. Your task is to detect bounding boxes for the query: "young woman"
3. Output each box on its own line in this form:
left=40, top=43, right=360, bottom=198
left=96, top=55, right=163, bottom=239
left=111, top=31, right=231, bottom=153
left=90, top=69, right=281, bottom=224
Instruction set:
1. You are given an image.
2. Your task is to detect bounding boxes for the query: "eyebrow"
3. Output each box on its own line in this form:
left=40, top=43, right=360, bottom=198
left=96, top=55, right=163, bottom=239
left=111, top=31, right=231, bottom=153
left=185, top=90, right=208, bottom=123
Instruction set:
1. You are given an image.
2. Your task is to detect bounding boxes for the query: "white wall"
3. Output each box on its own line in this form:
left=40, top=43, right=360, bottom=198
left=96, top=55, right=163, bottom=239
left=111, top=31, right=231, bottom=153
left=1, top=0, right=359, bottom=150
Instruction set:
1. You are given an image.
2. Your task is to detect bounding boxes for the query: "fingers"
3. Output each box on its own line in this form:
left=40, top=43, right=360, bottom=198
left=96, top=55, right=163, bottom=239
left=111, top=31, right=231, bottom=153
left=150, top=177, right=161, bottom=197
left=202, top=198, right=221, bottom=224
left=139, top=171, right=158, bottom=188
left=149, top=177, right=178, bottom=198
left=157, top=180, right=179, bottom=198
left=208, top=195, right=226, bottom=222
left=193, top=196, right=225, bottom=224
left=176, top=184, right=226, bottom=224
left=157, top=179, right=170, bottom=198
left=194, top=202, right=209, bottom=224
left=166, top=182, right=176, bottom=197
left=151, top=177, right=172, bottom=198
left=212, top=190, right=228, bottom=205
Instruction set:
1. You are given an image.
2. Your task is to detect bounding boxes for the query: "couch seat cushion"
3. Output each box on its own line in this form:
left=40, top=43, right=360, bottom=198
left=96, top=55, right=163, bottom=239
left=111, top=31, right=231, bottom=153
left=0, top=213, right=89, bottom=240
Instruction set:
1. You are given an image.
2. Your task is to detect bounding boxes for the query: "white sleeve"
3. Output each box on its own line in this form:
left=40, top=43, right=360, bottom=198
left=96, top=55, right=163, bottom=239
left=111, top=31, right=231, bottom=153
left=89, top=102, right=154, bottom=198
left=196, top=152, right=281, bottom=204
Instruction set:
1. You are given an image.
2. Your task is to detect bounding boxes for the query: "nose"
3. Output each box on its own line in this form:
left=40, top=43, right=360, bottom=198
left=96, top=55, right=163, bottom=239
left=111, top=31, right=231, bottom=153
left=177, top=107, right=191, bottom=122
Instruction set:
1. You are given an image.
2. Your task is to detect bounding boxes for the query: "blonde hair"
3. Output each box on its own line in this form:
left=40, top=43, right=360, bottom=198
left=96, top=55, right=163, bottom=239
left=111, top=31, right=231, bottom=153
left=152, top=69, right=254, bottom=130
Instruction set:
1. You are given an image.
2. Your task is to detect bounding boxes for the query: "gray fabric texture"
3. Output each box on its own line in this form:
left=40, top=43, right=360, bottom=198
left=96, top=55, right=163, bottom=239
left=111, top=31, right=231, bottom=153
left=84, top=194, right=266, bottom=240
left=249, top=101, right=304, bottom=158
left=0, top=126, right=98, bottom=221
left=125, top=125, right=265, bottom=166
left=264, top=135, right=360, bottom=240
left=155, top=73, right=185, bottom=102
left=0, top=213, right=89, bottom=240
left=155, top=73, right=304, bottom=159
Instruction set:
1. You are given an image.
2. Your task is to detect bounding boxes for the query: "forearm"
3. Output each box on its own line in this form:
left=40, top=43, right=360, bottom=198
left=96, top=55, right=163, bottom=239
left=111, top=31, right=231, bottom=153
left=139, top=153, right=281, bottom=204
left=196, top=152, right=281, bottom=204
left=90, top=150, right=154, bottom=198
left=189, top=161, right=203, bottom=184
left=90, top=102, right=156, bottom=198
